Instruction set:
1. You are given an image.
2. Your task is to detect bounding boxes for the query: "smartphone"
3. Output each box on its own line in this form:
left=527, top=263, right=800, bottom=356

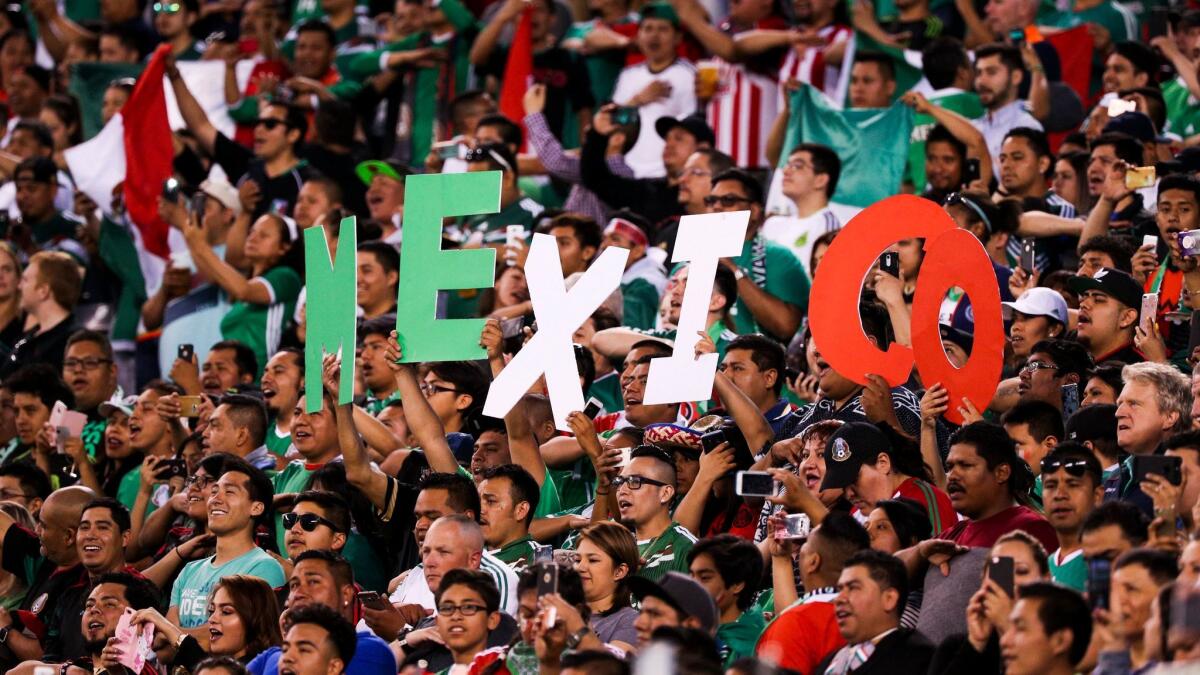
left=155, top=458, right=188, bottom=480
left=1141, top=292, right=1159, bottom=333
left=963, top=157, right=981, bottom=185
left=1132, top=454, right=1183, bottom=486
left=1143, top=234, right=1159, bottom=251
left=878, top=252, right=900, bottom=278
left=1126, top=166, right=1157, bottom=190
left=356, top=590, right=389, bottom=611
left=177, top=343, right=194, bottom=362
left=49, top=400, right=67, bottom=430
left=113, top=607, right=154, bottom=672
left=55, top=426, right=70, bottom=454
left=432, top=140, right=459, bottom=160
left=161, top=177, right=181, bottom=202
left=1148, top=7, right=1170, bottom=38
left=700, top=429, right=726, bottom=453
left=537, top=562, right=559, bottom=597
left=190, top=192, right=207, bottom=217
left=1061, top=382, right=1080, bottom=419
left=777, top=513, right=811, bottom=540
left=504, top=225, right=525, bottom=266
left=582, top=397, right=603, bottom=420
left=1179, top=230, right=1200, bottom=257
left=178, top=395, right=202, bottom=418
left=989, top=555, right=1015, bottom=596
left=611, top=106, right=639, bottom=126
left=735, top=470, right=778, bottom=497
left=1087, top=557, right=1112, bottom=611
left=1020, top=239, right=1035, bottom=273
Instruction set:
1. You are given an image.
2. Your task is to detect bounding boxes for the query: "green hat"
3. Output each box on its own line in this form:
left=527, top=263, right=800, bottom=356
left=355, top=159, right=413, bottom=187
left=640, top=2, right=679, bottom=26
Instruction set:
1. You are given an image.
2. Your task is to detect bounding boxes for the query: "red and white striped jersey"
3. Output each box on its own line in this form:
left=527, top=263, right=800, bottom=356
left=704, top=16, right=789, bottom=170
left=777, top=23, right=853, bottom=104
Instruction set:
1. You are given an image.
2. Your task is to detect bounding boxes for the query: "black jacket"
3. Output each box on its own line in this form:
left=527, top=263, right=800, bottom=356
left=579, top=130, right=682, bottom=231
left=815, top=627, right=935, bottom=675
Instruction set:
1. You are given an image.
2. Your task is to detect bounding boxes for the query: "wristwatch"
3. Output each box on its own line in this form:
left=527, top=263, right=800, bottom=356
left=564, top=625, right=591, bottom=650
left=733, top=267, right=746, bottom=281
left=0, top=625, right=12, bottom=644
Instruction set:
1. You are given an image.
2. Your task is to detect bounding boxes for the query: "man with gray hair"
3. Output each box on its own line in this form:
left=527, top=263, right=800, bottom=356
left=1104, top=362, right=1193, bottom=515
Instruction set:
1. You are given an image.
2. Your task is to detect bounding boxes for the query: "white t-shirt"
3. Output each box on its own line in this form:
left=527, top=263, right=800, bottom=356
left=389, top=551, right=520, bottom=617
left=762, top=206, right=844, bottom=277
left=612, top=60, right=698, bottom=179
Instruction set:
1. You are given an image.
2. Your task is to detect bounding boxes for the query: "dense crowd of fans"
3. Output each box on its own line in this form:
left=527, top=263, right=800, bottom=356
left=0, top=0, right=1198, bottom=674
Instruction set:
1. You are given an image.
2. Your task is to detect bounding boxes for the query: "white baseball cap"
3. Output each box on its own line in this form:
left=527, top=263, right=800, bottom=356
left=200, top=175, right=242, bottom=217
left=1002, top=287, right=1068, bottom=324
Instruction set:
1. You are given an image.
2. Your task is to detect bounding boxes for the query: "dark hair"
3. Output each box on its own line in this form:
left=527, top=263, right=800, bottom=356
left=539, top=213, right=602, bottom=257
left=0, top=463, right=51, bottom=500
left=1017, top=582, right=1093, bottom=665
left=1111, top=41, right=1158, bottom=77
left=42, top=94, right=83, bottom=147
left=687, top=534, right=764, bottom=610
left=1004, top=126, right=1052, bottom=159
left=1002, top=400, right=1065, bottom=444
left=197, top=452, right=233, bottom=479
left=874, top=498, right=931, bottom=547
left=94, top=572, right=161, bottom=611
left=577, top=522, right=639, bottom=607
left=1085, top=362, right=1125, bottom=399
left=82, top=497, right=131, bottom=533
left=1114, top=548, right=1180, bottom=585
left=518, top=564, right=588, bottom=620
left=853, top=51, right=896, bottom=81
left=66, top=329, right=114, bottom=361
left=711, top=168, right=764, bottom=206
left=647, top=627, right=723, bottom=673
left=975, top=43, right=1023, bottom=73
left=417, top=472, right=481, bottom=519
left=693, top=147, right=734, bottom=177
left=210, top=340, right=259, bottom=380
left=1029, top=338, right=1094, bottom=383
left=263, top=100, right=309, bottom=143
left=357, top=240, right=400, bottom=280
left=630, top=444, right=677, bottom=479
left=1081, top=501, right=1149, bottom=545
left=1159, top=174, right=1200, bottom=204
left=193, top=656, right=250, bottom=675
left=1079, top=236, right=1134, bottom=274
left=292, top=549, right=356, bottom=589
left=811, top=511, right=871, bottom=573
left=294, top=19, right=336, bottom=49
left=859, top=301, right=894, bottom=351
left=219, top=456, right=276, bottom=539
left=435, top=568, right=500, bottom=613
left=359, top=314, right=397, bottom=341
left=724, top=334, right=787, bottom=395
left=210, top=575, right=282, bottom=660
left=559, top=650, right=630, bottom=675
left=11, top=120, right=53, bottom=150
left=285, top=603, right=357, bottom=665
left=712, top=264, right=739, bottom=320
left=293, top=490, right=352, bottom=533
left=926, top=124, right=967, bottom=162
left=479, top=464, right=541, bottom=525
left=1118, top=87, right=1167, bottom=132
left=303, top=175, right=344, bottom=208
left=922, top=37, right=970, bottom=89
left=476, top=114, right=524, bottom=150
left=791, top=143, right=841, bottom=198
left=427, top=361, right=489, bottom=422
left=1039, top=442, right=1103, bottom=488
left=99, top=24, right=142, bottom=58
left=217, top=393, right=268, bottom=448
left=448, top=89, right=495, bottom=128
left=843, top=548, right=908, bottom=614
left=949, top=421, right=1034, bottom=499
left=1091, top=132, right=1143, bottom=167
left=5, top=363, right=74, bottom=411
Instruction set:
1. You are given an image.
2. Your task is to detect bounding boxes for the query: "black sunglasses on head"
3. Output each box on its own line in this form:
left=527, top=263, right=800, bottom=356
left=282, top=512, right=341, bottom=532
left=1040, top=457, right=1093, bottom=479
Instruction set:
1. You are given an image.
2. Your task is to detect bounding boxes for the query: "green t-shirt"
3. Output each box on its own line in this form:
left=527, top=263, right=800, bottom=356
left=586, top=371, right=623, bottom=416
left=116, top=467, right=161, bottom=518
left=904, top=90, right=984, bottom=189
left=1164, top=78, right=1200, bottom=139
left=265, top=420, right=293, bottom=458
left=490, top=535, right=541, bottom=574
left=622, top=276, right=661, bottom=331
left=533, top=468, right=563, bottom=519
left=636, top=521, right=697, bottom=582
left=273, top=461, right=316, bottom=554
left=717, top=610, right=767, bottom=668
left=364, top=390, right=400, bottom=416
left=629, top=322, right=739, bottom=363
left=727, top=235, right=810, bottom=337
left=171, top=548, right=286, bottom=628
left=462, top=197, right=545, bottom=245
left=98, top=218, right=148, bottom=342
left=1049, top=548, right=1086, bottom=592
left=563, top=16, right=638, bottom=106
left=343, top=531, right=389, bottom=593
left=219, top=266, right=302, bottom=378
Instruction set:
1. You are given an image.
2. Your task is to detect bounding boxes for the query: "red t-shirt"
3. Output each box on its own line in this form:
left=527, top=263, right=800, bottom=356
left=755, top=597, right=844, bottom=673
left=938, top=504, right=1058, bottom=552
left=894, top=477, right=959, bottom=536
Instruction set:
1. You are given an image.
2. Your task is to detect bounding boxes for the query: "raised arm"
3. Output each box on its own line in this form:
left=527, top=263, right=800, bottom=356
left=165, top=57, right=219, bottom=154
left=1018, top=211, right=1084, bottom=238
left=901, top=91, right=993, bottom=187
left=324, top=353, right=393, bottom=511
left=384, top=331, right=460, bottom=474
left=481, top=319, right=547, bottom=485
left=674, top=0, right=737, bottom=61
left=181, top=212, right=272, bottom=304
left=470, top=0, right=525, bottom=66
left=1077, top=161, right=1132, bottom=251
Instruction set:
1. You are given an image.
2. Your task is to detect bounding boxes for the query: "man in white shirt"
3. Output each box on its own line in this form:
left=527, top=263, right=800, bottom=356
left=972, top=43, right=1042, bottom=168
left=762, top=143, right=846, bottom=276
left=612, top=2, right=697, bottom=178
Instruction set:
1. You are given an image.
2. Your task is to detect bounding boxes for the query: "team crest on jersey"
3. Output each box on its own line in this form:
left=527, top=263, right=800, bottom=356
left=831, top=438, right=851, bottom=462
left=30, top=593, right=47, bottom=614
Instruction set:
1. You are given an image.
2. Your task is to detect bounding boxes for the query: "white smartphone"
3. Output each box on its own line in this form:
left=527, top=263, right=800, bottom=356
left=734, top=471, right=778, bottom=497
left=1143, top=234, right=1159, bottom=250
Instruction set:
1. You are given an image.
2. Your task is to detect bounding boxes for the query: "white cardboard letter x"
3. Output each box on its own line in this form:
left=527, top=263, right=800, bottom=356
left=643, top=211, right=749, bottom=405
left=483, top=233, right=629, bottom=430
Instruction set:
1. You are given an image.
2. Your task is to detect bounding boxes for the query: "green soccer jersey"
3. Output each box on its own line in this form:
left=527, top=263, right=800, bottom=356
left=171, top=548, right=286, bottom=628
left=1049, top=548, right=1086, bottom=592
left=586, top=371, right=623, bottom=415
left=717, top=610, right=766, bottom=668
left=490, top=535, right=541, bottom=574
left=628, top=322, right=739, bottom=363
left=364, top=390, right=401, bottom=416
left=265, top=420, right=294, bottom=458
left=534, top=468, right=563, bottom=519
left=904, top=90, right=984, bottom=190
left=1164, top=78, right=1200, bottom=139
left=563, top=16, right=638, bottom=105
left=98, top=217, right=148, bottom=343
left=727, top=235, right=810, bottom=337
left=219, top=266, right=302, bottom=380
left=463, top=197, right=545, bottom=245
left=636, top=521, right=697, bottom=582
left=622, top=276, right=661, bottom=331
left=116, top=468, right=162, bottom=519
left=342, top=530, right=389, bottom=593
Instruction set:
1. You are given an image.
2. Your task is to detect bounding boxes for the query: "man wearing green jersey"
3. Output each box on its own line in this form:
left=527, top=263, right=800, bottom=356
left=478, top=464, right=543, bottom=573
left=614, top=445, right=697, bottom=582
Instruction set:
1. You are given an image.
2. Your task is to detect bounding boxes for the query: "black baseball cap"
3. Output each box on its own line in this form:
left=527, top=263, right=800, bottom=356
left=1103, top=112, right=1156, bottom=144
left=820, top=422, right=892, bottom=491
left=655, top=114, right=716, bottom=146
left=1067, top=267, right=1144, bottom=311
left=939, top=323, right=974, bottom=354
left=627, top=572, right=718, bottom=632
left=1065, top=403, right=1118, bottom=444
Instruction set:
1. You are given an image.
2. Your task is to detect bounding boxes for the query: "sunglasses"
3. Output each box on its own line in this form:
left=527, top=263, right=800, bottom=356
left=703, top=194, right=754, bottom=208
left=153, top=2, right=182, bottom=12
left=1040, top=457, right=1093, bottom=478
left=255, top=118, right=286, bottom=131
left=282, top=512, right=341, bottom=532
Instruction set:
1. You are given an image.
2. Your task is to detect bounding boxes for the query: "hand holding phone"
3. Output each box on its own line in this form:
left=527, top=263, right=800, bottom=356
left=989, top=556, right=1015, bottom=597
left=735, top=471, right=778, bottom=497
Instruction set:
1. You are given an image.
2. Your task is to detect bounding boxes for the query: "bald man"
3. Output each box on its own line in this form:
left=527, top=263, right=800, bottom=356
left=0, top=484, right=97, bottom=660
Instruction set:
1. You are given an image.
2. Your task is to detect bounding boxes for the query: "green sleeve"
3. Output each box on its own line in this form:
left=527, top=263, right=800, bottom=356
left=328, top=78, right=362, bottom=100
left=343, top=34, right=426, bottom=79
left=229, top=95, right=260, bottom=124
left=533, top=468, right=563, bottom=518
left=621, top=278, right=661, bottom=331
left=260, top=266, right=303, bottom=305
left=438, top=0, right=478, bottom=32
left=763, top=243, right=811, bottom=311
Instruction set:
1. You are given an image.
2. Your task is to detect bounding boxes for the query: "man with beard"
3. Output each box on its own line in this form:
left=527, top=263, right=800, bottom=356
left=971, top=44, right=1042, bottom=168
left=9, top=573, right=160, bottom=675
left=261, top=348, right=302, bottom=460
left=1078, top=133, right=1155, bottom=253
left=1067, top=268, right=1143, bottom=364
left=477, top=465, right=541, bottom=573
